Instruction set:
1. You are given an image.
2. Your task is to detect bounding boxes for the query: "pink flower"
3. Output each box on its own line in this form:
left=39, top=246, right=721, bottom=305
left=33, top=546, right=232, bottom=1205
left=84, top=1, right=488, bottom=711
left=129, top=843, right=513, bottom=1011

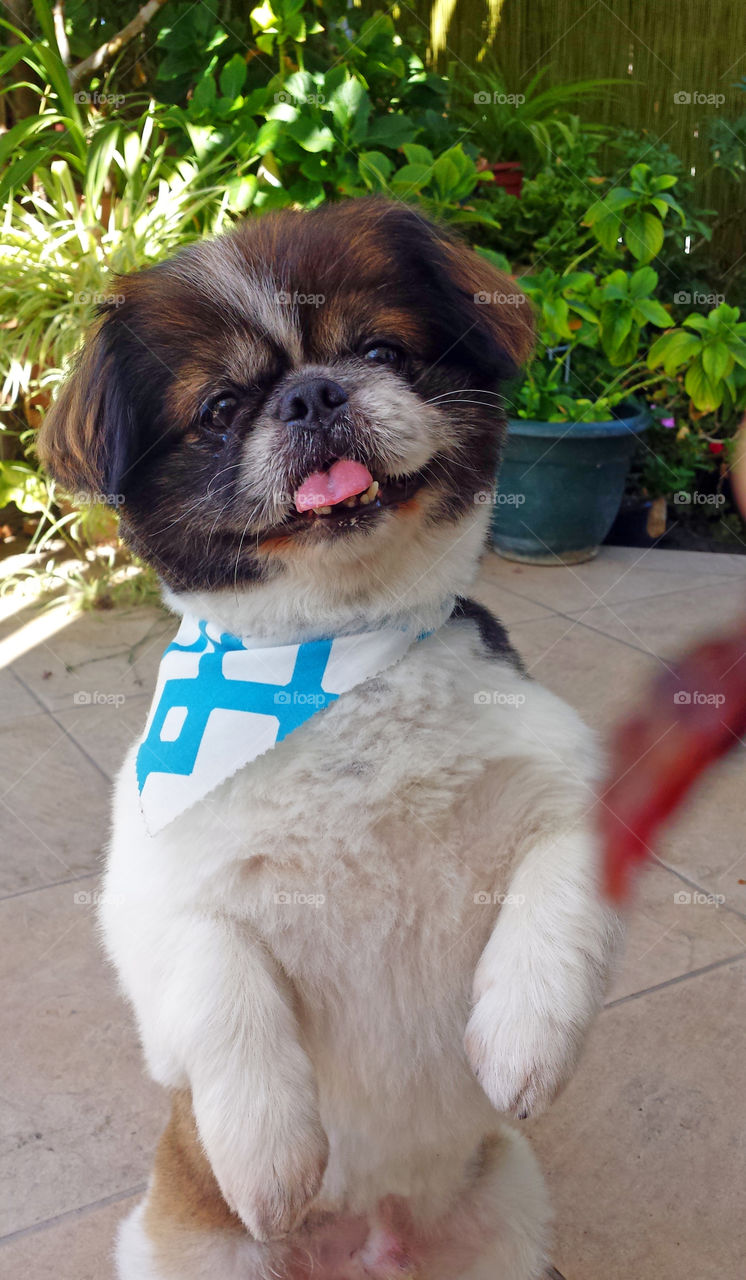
left=661, top=417, right=675, bottom=428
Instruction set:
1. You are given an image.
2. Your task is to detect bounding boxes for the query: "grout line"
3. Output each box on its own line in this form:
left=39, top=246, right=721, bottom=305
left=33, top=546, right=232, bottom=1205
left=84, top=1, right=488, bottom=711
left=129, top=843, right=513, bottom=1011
left=0, top=869, right=98, bottom=904
left=9, top=670, right=112, bottom=785
left=604, top=950, right=746, bottom=1010
left=0, top=1183, right=147, bottom=1247
left=653, top=855, right=746, bottom=924
left=502, top=598, right=666, bottom=660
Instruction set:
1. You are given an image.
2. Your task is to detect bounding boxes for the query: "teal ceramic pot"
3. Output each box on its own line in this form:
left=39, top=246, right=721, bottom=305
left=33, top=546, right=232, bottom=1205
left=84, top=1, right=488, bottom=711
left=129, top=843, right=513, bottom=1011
left=490, top=401, right=650, bottom=565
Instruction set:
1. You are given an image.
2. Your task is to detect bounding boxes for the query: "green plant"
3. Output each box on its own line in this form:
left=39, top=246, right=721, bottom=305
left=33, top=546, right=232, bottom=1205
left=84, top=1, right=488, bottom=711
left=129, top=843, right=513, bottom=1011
left=647, top=303, right=746, bottom=413
left=513, top=264, right=671, bottom=422
left=584, top=163, right=686, bottom=263
left=451, top=61, right=615, bottom=174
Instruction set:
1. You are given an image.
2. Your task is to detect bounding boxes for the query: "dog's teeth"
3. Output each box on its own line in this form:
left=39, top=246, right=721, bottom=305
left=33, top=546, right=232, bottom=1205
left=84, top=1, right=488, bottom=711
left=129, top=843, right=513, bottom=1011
left=342, top=496, right=358, bottom=508
left=359, top=480, right=380, bottom=506
left=313, top=506, right=333, bottom=516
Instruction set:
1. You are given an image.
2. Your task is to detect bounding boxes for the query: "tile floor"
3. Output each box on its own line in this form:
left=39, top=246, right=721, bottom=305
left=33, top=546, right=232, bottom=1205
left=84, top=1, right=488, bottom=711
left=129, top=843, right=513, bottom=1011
left=1, top=546, right=745, bottom=1278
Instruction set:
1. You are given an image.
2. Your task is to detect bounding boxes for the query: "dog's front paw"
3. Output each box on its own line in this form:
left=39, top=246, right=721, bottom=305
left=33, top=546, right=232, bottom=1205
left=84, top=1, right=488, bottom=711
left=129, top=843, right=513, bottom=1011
left=464, top=984, right=581, bottom=1118
left=196, top=1094, right=329, bottom=1240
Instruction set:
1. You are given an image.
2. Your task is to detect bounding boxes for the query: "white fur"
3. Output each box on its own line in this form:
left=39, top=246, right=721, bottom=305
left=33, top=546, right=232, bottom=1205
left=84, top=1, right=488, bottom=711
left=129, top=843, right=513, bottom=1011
left=101, top=519, right=621, bottom=1279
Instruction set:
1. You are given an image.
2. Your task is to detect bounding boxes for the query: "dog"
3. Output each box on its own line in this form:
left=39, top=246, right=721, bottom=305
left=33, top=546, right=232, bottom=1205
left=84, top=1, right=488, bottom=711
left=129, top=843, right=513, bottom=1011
left=39, top=197, right=621, bottom=1279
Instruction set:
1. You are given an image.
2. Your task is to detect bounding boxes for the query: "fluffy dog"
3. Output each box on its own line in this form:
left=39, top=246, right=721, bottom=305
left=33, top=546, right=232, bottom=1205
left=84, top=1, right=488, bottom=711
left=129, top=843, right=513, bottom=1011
left=39, top=198, right=621, bottom=1280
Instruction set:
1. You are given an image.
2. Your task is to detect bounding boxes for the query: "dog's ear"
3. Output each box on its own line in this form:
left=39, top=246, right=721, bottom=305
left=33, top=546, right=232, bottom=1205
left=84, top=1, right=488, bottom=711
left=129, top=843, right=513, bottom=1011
left=374, top=200, right=534, bottom=380
left=436, top=237, right=534, bottom=378
left=37, top=313, right=139, bottom=502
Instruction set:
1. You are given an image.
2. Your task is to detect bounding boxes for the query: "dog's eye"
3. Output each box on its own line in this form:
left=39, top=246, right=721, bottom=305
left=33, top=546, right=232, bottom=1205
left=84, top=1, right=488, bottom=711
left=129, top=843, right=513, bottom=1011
left=361, top=343, right=403, bottom=367
left=200, top=394, right=239, bottom=430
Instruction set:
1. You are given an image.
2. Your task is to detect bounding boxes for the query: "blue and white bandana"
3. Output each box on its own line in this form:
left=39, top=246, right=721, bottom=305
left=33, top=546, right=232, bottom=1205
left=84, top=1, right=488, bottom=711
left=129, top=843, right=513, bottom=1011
left=135, top=614, right=433, bottom=834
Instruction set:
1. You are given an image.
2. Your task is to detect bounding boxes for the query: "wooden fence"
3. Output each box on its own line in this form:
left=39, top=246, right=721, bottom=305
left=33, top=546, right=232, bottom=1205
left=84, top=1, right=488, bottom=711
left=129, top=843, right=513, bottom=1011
left=403, top=0, right=746, bottom=269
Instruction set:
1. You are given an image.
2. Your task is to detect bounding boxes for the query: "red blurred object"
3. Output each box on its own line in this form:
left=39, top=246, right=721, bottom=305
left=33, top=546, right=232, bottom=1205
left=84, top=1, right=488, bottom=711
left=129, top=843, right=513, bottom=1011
left=709, top=441, right=724, bottom=455
left=600, top=621, right=746, bottom=901
left=479, top=161, right=524, bottom=198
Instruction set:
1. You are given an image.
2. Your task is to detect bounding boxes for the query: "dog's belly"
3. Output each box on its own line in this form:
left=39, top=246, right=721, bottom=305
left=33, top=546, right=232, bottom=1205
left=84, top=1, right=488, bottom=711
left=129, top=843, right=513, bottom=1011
left=228, top=766, right=513, bottom=1212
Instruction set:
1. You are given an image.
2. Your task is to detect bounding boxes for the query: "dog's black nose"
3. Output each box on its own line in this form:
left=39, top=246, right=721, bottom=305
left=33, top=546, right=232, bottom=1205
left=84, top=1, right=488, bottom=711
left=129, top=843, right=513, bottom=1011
left=278, top=377, right=348, bottom=430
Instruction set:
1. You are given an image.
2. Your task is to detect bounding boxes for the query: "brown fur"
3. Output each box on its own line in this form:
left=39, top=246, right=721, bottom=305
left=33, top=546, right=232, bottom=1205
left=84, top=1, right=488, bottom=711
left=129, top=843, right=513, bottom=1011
left=145, top=1090, right=242, bottom=1238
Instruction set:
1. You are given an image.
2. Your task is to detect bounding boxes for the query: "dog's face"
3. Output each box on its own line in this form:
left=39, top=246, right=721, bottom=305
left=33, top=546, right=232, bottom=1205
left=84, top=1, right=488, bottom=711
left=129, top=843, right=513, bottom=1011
left=39, top=199, right=532, bottom=599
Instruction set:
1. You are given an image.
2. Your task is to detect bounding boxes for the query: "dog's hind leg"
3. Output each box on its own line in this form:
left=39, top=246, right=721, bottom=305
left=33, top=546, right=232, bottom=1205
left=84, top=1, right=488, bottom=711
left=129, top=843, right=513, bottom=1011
left=423, top=1126, right=551, bottom=1280
left=115, top=1090, right=266, bottom=1280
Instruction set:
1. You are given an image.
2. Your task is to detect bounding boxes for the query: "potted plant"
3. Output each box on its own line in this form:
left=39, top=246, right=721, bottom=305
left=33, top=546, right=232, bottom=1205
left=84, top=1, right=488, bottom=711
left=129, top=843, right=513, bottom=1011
left=451, top=62, right=615, bottom=196
left=491, top=264, right=673, bottom=563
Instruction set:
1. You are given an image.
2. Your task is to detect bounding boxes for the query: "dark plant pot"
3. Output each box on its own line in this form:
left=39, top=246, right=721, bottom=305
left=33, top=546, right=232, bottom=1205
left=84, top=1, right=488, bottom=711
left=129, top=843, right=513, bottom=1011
left=486, top=161, right=524, bottom=198
left=491, top=402, right=650, bottom=565
left=605, top=497, right=660, bottom=548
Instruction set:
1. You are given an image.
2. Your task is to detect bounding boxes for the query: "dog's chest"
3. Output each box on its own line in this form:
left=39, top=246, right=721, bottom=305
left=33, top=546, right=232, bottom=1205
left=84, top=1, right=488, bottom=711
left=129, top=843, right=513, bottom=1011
left=204, top=644, right=517, bottom=985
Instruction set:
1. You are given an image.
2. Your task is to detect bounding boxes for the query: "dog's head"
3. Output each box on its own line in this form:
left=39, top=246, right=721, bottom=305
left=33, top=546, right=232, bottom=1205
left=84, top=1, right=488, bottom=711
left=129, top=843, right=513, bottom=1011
left=39, top=198, right=531, bottom=629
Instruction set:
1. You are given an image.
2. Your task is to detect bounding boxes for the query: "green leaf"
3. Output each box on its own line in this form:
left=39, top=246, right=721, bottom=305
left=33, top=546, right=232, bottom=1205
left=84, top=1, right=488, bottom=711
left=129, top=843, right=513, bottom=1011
left=685, top=360, right=722, bottom=411
left=651, top=174, right=679, bottom=190
left=358, top=150, right=393, bottom=189
left=192, top=74, right=217, bottom=115
left=220, top=54, right=247, bottom=101
left=629, top=266, right=658, bottom=297
left=401, top=143, right=433, bottom=166
left=364, top=114, right=417, bottom=148
left=283, top=118, right=336, bottom=152
left=633, top=298, right=671, bottom=327
left=390, top=162, right=432, bottom=192
left=625, top=210, right=664, bottom=262
left=592, top=211, right=623, bottom=254
left=326, top=76, right=370, bottom=140
left=701, top=342, right=733, bottom=383
left=647, top=329, right=702, bottom=372
left=602, top=186, right=634, bottom=211
left=602, top=305, right=633, bottom=353
left=542, top=296, right=571, bottom=338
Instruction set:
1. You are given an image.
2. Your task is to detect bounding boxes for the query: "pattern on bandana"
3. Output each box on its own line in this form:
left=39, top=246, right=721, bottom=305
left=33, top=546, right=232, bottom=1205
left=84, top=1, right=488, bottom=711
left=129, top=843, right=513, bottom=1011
left=135, top=615, right=433, bottom=834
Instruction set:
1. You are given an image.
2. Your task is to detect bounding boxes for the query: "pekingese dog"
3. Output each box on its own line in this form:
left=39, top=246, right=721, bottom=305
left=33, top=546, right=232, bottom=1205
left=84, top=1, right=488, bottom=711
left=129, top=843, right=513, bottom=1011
left=39, top=197, right=620, bottom=1280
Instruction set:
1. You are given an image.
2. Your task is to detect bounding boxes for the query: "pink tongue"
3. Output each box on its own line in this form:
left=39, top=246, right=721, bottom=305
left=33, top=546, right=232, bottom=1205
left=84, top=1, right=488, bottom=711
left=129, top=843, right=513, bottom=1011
left=294, top=459, right=373, bottom=512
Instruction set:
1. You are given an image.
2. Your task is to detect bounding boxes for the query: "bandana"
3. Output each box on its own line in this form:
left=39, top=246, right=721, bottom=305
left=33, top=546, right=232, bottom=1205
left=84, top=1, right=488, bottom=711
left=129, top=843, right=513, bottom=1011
left=135, top=613, right=437, bottom=834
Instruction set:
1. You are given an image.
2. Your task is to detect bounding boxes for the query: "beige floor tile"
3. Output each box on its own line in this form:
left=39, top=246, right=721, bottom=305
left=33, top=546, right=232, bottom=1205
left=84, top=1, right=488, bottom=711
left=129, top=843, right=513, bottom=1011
left=472, top=554, right=556, bottom=624
left=507, top=612, right=659, bottom=733
left=0, top=880, right=166, bottom=1235
left=569, top=581, right=746, bottom=666
left=485, top=545, right=744, bottom=614
left=0, top=668, right=47, bottom=722
left=0, top=1190, right=139, bottom=1280
left=6, top=606, right=172, bottom=713
left=53, top=695, right=150, bottom=783
left=610, top=861, right=746, bottom=1001
left=655, top=749, right=746, bottom=904
left=528, top=957, right=746, bottom=1279
left=0, top=717, right=110, bottom=895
